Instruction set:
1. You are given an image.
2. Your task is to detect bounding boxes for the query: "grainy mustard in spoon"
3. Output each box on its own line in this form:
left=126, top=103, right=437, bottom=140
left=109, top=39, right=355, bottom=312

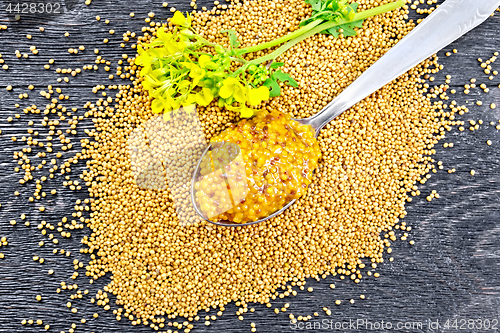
left=194, top=110, right=321, bottom=224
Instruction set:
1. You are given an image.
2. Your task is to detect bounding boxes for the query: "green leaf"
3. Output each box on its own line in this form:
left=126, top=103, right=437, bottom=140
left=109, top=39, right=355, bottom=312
left=273, top=71, right=298, bottom=87
left=269, top=62, right=284, bottom=70
left=221, top=29, right=240, bottom=49
left=201, top=77, right=215, bottom=88
left=263, top=78, right=281, bottom=98
left=248, top=86, right=270, bottom=106
left=341, top=20, right=363, bottom=36
left=300, top=0, right=363, bottom=37
left=348, top=2, right=359, bottom=17
left=305, top=0, right=322, bottom=12
left=325, top=3, right=363, bottom=37
left=263, top=71, right=298, bottom=98
left=326, top=26, right=340, bottom=38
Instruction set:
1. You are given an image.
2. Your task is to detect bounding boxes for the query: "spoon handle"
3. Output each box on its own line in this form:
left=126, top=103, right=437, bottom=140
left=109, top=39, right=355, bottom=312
left=300, top=0, right=500, bottom=132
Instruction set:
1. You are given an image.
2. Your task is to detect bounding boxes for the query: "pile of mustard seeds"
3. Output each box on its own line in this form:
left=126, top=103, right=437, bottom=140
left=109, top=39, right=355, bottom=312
left=77, top=0, right=468, bottom=326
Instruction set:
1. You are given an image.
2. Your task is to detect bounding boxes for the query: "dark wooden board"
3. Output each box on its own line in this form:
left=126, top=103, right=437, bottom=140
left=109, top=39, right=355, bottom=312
left=0, top=0, right=499, bottom=332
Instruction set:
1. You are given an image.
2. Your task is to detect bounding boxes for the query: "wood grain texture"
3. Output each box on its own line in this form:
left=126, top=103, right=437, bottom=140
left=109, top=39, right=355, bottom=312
left=0, top=1, right=499, bottom=332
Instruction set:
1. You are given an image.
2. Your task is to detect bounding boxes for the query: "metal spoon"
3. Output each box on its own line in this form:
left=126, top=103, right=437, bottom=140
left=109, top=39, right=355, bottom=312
left=191, top=0, right=500, bottom=227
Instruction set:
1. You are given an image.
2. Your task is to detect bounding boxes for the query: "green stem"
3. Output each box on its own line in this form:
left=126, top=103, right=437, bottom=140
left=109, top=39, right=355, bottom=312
left=236, top=20, right=322, bottom=56
left=235, top=0, right=404, bottom=56
left=346, top=0, right=405, bottom=21
left=193, top=35, right=229, bottom=52
left=230, top=56, right=248, bottom=64
left=239, top=25, right=319, bottom=71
